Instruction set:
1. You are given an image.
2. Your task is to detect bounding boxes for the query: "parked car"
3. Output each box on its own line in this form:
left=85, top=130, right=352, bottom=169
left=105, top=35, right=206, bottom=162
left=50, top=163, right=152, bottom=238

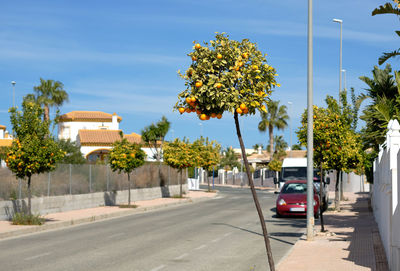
left=276, top=180, right=320, bottom=218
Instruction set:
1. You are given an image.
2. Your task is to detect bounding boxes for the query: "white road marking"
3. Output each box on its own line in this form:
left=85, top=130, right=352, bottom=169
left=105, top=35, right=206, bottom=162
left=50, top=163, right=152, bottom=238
left=211, top=238, right=221, bottom=243
left=174, top=253, right=188, bottom=260
left=224, top=232, right=233, bottom=237
left=194, top=244, right=207, bottom=250
left=24, top=252, right=51, bottom=261
left=150, top=265, right=166, bottom=271
left=107, top=233, right=125, bottom=239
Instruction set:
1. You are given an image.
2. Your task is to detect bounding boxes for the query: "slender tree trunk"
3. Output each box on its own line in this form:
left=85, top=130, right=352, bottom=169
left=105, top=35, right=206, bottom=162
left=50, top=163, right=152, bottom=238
left=340, top=171, right=344, bottom=200
left=234, top=113, right=275, bottom=271
left=335, top=170, right=340, bottom=211
left=28, top=175, right=32, bottom=216
left=44, top=105, right=50, bottom=121
left=206, top=170, right=210, bottom=192
left=269, top=125, right=274, bottom=156
left=179, top=170, right=183, bottom=197
left=128, top=173, right=131, bottom=206
left=319, top=162, right=325, bottom=232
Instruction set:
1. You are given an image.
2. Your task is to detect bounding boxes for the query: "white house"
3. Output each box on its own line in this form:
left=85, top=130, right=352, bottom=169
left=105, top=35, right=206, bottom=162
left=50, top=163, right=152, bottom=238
left=58, top=111, right=159, bottom=162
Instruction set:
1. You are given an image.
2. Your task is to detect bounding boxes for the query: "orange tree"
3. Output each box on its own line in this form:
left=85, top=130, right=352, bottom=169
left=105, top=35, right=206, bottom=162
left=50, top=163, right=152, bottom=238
left=192, top=137, right=221, bottom=191
left=297, top=97, right=363, bottom=213
left=6, top=102, right=64, bottom=216
left=108, top=137, right=146, bottom=206
left=175, top=33, right=279, bottom=270
left=163, top=138, right=196, bottom=197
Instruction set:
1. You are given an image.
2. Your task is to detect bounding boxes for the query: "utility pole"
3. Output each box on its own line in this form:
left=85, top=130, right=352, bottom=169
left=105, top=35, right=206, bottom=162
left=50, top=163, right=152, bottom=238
left=306, top=0, right=315, bottom=241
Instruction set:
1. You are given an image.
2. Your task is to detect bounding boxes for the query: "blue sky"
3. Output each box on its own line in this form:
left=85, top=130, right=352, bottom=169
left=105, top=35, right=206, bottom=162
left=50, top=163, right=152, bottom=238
left=0, top=0, right=398, bottom=149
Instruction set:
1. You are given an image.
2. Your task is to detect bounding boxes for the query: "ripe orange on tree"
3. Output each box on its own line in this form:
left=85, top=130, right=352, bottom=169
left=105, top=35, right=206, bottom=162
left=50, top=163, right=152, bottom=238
left=175, top=33, right=279, bottom=271
left=195, top=81, right=203, bottom=88
left=195, top=43, right=201, bottom=49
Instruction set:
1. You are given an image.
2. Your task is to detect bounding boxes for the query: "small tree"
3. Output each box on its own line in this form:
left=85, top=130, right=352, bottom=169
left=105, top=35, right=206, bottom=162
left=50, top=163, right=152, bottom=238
left=163, top=139, right=195, bottom=197
left=7, top=102, right=64, bottom=216
left=108, top=137, right=146, bottom=206
left=57, top=139, right=86, bottom=164
left=193, top=137, right=221, bottom=191
left=176, top=33, right=278, bottom=270
left=220, top=147, right=241, bottom=170
left=141, top=116, right=170, bottom=162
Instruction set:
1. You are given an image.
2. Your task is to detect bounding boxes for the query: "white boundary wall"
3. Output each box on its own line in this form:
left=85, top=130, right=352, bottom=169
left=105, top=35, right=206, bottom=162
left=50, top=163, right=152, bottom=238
left=373, top=119, right=400, bottom=270
left=0, top=184, right=187, bottom=221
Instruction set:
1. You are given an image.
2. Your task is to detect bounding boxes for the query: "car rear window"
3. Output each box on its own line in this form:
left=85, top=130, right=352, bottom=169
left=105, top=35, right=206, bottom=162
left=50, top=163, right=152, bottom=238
left=281, top=183, right=308, bottom=194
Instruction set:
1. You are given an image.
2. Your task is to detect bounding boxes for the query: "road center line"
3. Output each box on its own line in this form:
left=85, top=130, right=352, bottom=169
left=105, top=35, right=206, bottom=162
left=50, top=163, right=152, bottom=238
left=174, top=253, right=188, bottom=260
left=24, top=252, right=51, bottom=261
left=194, top=244, right=207, bottom=250
left=150, top=264, right=166, bottom=271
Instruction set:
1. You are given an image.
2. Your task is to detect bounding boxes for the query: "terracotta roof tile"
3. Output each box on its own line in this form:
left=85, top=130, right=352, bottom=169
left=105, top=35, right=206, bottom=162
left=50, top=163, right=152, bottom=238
left=79, top=130, right=144, bottom=146
left=0, top=125, right=6, bottom=130
left=124, top=132, right=143, bottom=144
left=59, top=111, right=122, bottom=123
left=0, top=139, right=12, bottom=147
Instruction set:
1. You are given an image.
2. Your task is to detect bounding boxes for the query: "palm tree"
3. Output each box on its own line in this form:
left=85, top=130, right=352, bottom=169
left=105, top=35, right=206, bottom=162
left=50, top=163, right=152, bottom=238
left=359, top=64, right=400, bottom=152
left=32, top=78, right=69, bottom=121
left=258, top=100, right=289, bottom=157
left=372, top=2, right=400, bottom=64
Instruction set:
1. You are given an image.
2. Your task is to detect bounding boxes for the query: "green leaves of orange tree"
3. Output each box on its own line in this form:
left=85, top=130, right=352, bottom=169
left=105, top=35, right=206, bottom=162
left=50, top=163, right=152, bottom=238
left=163, top=138, right=196, bottom=170
left=108, top=138, right=146, bottom=174
left=297, top=97, right=363, bottom=173
left=192, top=137, right=221, bottom=171
left=176, top=33, right=279, bottom=119
left=7, top=102, right=64, bottom=179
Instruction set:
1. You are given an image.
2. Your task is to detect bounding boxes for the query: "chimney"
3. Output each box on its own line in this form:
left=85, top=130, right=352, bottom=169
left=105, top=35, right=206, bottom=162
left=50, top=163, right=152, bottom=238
left=258, top=146, right=262, bottom=154
left=112, top=113, right=118, bottom=130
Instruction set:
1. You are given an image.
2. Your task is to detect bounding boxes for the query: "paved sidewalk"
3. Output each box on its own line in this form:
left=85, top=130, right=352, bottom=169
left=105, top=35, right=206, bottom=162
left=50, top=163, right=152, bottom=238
left=277, top=192, right=389, bottom=271
left=0, top=190, right=217, bottom=240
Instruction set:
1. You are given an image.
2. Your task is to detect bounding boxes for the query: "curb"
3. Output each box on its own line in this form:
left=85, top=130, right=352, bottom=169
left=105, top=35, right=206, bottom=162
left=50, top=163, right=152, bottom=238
left=0, top=195, right=215, bottom=240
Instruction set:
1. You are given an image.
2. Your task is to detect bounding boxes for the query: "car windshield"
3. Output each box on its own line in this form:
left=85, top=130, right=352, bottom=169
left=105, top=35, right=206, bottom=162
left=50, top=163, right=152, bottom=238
left=282, top=167, right=307, bottom=180
left=282, top=167, right=321, bottom=181
left=281, top=183, right=308, bottom=194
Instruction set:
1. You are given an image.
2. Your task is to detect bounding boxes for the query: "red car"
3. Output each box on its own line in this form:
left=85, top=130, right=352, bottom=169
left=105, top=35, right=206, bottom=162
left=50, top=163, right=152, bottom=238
left=276, top=180, right=320, bottom=218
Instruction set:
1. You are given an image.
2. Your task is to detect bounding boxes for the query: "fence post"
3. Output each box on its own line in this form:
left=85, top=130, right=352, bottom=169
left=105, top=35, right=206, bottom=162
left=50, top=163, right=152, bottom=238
left=18, top=178, right=22, bottom=200
left=47, top=172, right=51, bottom=197
left=106, top=164, right=110, bottom=192
left=69, top=164, right=72, bottom=195
left=168, top=166, right=170, bottom=186
left=89, top=164, right=92, bottom=193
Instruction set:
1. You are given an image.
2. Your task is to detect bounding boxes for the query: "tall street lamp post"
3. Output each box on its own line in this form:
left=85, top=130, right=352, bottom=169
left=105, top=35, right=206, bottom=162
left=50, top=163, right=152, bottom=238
left=333, top=18, right=343, bottom=104
left=342, top=69, right=346, bottom=92
left=307, top=0, right=314, bottom=241
left=11, top=81, right=16, bottom=108
left=288, top=101, right=293, bottom=157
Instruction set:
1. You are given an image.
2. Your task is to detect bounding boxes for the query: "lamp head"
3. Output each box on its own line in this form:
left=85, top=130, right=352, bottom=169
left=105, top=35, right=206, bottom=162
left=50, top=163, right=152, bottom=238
left=11, top=81, right=16, bottom=86
left=333, top=18, right=343, bottom=23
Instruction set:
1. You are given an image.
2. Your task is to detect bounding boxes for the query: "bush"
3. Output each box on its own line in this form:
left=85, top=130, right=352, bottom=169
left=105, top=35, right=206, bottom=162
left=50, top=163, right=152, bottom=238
left=12, top=212, right=45, bottom=225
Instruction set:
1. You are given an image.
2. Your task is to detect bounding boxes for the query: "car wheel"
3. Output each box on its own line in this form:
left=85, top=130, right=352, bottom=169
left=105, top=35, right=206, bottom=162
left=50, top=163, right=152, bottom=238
left=276, top=210, right=282, bottom=218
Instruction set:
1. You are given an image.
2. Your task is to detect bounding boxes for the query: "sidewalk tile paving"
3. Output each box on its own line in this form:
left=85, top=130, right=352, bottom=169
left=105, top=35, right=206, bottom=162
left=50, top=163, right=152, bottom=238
left=277, top=192, right=389, bottom=271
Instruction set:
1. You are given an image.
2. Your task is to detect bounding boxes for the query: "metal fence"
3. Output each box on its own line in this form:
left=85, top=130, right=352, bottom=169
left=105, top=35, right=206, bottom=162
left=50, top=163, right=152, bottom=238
left=204, top=168, right=276, bottom=187
left=0, top=163, right=184, bottom=201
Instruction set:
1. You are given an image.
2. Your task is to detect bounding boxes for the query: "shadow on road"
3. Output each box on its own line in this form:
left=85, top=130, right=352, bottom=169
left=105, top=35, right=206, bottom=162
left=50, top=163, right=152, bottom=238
left=212, top=222, right=298, bottom=246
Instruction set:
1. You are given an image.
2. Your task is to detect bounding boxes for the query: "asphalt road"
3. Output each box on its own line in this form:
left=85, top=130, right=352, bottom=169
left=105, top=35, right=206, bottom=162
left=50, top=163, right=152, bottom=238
left=0, top=186, right=306, bottom=271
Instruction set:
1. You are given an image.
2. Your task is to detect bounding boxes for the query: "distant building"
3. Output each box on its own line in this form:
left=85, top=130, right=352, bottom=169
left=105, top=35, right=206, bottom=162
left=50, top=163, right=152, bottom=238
left=58, top=111, right=158, bottom=162
left=0, top=125, right=13, bottom=168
